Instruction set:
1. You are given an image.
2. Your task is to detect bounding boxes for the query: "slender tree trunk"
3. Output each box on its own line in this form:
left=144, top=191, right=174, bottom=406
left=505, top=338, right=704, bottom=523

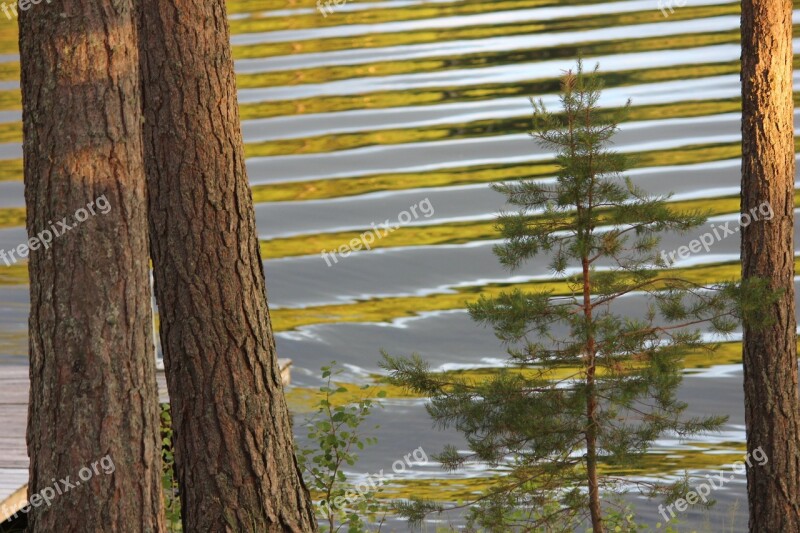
left=138, top=1, right=316, bottom=531
left=741, top=0, right=800, bottom=530
left=582, top=255, right=603, bottom=533
left=19, top=1, right=165, bottom=531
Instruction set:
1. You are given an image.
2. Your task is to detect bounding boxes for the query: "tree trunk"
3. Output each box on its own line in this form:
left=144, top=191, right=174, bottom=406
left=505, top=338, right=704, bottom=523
left=741, top=0, right=800, bottom=530
left=19, top=1, right=166, bottom=531
left=137, top=1, right=317, bottom=531
left=582, top=255, right=603, bottom=533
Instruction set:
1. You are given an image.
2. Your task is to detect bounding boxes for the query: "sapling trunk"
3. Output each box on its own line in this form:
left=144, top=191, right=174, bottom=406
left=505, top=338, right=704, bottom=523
left=583, top=255, right=603, bottom=533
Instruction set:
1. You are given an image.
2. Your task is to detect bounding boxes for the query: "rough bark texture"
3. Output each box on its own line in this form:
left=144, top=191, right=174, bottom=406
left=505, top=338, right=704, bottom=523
left=741, top=0, right=800, bottom=530
left=19, top=1, right=166, bottom=531
left=138, top=1, right=317, bottom=531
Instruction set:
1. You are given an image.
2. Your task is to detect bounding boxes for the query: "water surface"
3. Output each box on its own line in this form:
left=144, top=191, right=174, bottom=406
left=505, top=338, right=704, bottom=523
left=0, top=1, right=799, bottom=530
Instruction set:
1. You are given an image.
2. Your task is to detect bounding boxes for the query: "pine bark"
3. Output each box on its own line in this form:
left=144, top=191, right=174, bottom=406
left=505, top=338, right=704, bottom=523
left=741, top=0, right=800, bottom=530
left=19, top=1, right=166, bottom=531
left=138, top=1, right=317, bottom=531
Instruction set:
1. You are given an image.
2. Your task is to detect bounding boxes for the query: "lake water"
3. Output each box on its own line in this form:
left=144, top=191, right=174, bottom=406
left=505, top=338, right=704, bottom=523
left=0, top=1, right=799, bottom=531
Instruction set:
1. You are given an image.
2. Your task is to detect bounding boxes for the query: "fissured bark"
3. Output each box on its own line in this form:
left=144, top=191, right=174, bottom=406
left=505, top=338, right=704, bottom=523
left=741, top=0, right=800, bottom=530
left=138, top=1, right=317, bottom=531
left=19, top=1, right=165, bottom=531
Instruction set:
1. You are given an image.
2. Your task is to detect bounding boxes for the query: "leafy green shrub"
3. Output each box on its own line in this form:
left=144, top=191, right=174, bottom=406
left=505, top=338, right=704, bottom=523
left=160, top=403, right=181, bottom=532
left=296, top=362, right=386, bottom=532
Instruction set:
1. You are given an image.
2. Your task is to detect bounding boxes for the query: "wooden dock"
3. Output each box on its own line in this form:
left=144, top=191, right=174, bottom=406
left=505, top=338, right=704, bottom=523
left=0, top=359, right=292, bottom=523
left=0, top=366, right=27, bottom=524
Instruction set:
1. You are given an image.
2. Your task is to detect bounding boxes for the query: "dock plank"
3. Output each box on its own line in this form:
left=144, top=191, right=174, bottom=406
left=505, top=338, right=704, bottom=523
left=0, top=359, right=291, bottom=522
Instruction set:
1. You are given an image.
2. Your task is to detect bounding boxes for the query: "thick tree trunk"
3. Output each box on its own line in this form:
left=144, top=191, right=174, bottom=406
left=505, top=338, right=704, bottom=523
left=741, top=0, right=800, bottom=530
left=19, top=1, right=165, bottom=531
left=138, top=1, right=317, bottom=531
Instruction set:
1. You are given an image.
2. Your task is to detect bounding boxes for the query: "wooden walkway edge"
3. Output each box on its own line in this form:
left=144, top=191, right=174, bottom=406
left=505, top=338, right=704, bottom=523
left=0, top=359, right=291, bottom=523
